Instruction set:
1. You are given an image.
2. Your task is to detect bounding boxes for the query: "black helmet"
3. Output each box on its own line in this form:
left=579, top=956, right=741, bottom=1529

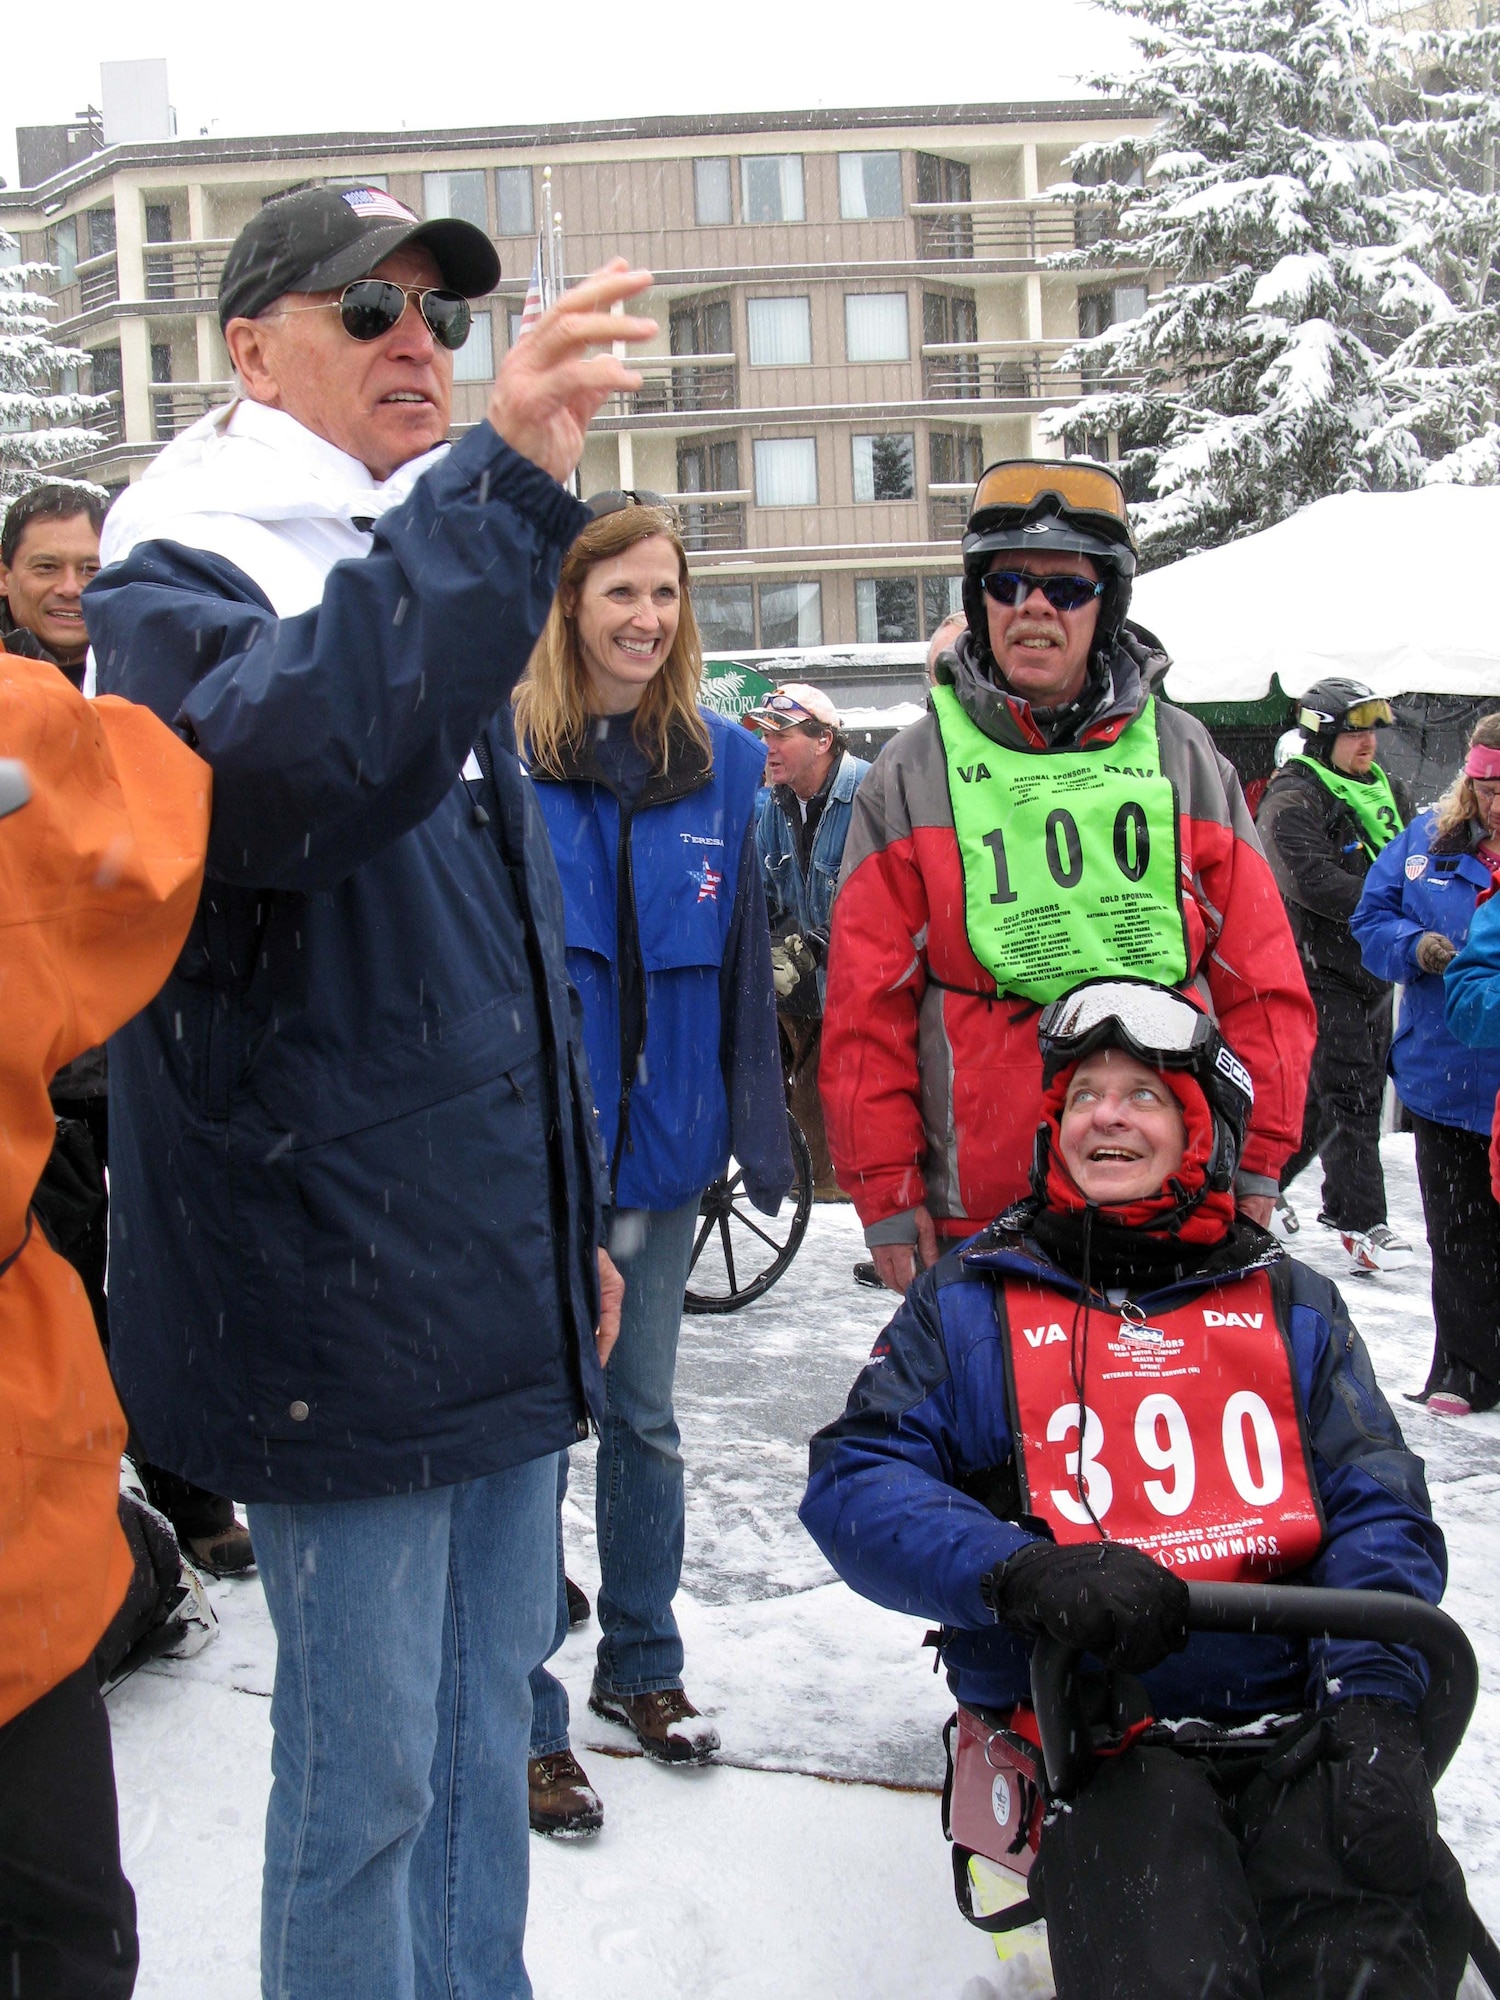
left=961, top=459, right=1138, bottom=683
left=1035, top=977, right=1253, bottom=1195
left=1295, top=678, right=1394, bottom=749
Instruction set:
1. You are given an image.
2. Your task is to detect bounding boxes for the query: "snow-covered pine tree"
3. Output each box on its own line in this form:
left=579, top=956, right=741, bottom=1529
left=1045, top=0, right=1453, bottom=565
left=1378, top=8, right=1500, bottom=483
left=0, top=228, right=108, bottom=503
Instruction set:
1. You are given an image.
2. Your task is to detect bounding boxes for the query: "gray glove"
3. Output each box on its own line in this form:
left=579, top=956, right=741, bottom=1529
left=1415, top=931, right=1458, bottom=976
left=770, top=933, right=816, bottom=999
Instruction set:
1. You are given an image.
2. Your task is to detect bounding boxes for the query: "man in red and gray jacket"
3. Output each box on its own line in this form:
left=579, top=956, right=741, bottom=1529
left=821, top=460, right=1316, bottom=1292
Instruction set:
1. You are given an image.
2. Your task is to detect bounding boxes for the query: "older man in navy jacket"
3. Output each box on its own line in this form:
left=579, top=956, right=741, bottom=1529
left=86, top=186, right=652, bottom=2000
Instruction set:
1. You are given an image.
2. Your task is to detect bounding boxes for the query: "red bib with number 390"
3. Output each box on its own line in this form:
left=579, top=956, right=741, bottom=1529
left=1002, top=1270, right=1324, bottom=1581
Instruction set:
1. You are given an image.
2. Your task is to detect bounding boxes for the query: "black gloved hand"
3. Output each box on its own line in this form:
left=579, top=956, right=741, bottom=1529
left=980, top=1539, right=1190, bottom=1674
left=803, top=925, right=831, bottom=967
left=1327, top=1698, right=1436, bottom=1892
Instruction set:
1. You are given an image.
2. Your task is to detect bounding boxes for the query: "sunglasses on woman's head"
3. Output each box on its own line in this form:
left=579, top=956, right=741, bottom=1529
left=587, top=488, right=672, bottom=520
left=980, top=570, right=1105, bottom=612
left=277, top=279, right=472, bottom=349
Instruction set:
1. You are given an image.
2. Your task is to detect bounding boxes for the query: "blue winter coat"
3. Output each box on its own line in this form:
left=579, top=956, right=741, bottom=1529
left=756, top=751, right=871, bottom=1008
left=528, top=709, right=792, bottom=1213
left=800, top=1223, right=1444, bottom=1720
left=1445, top=891, right=1500, bottom=1050
left=86, top=425, right=606, bottom=1503
left=1350, top=811, right=1500, bottom=1133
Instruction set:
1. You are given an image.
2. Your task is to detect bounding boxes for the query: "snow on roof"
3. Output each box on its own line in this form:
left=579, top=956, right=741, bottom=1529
left=1130, top=487, right=1500, bottom=705
left=838, top=702, right=928, bottom=732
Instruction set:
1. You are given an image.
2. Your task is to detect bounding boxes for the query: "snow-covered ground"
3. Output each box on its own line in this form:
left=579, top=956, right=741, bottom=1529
left=109, top=1133, right=1500, bottom=1997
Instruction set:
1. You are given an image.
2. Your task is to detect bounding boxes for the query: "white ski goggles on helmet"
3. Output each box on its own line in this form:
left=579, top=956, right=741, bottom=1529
left=1036, top=979, right=1250, bottom=1101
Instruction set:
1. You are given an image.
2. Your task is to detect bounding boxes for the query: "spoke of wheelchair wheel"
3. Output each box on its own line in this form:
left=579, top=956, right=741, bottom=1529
left=727, top=1207, right=786, bottom=1255
left=726, top=1167, right=745, bottom=1196
left=718, top=1213, right=738, bottom=1292
left=688, top=1210, right=716, bottom=1269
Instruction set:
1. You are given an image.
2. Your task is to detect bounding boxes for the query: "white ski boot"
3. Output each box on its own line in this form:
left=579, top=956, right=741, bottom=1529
left=1341, top=1224, right=1414, bottom=1275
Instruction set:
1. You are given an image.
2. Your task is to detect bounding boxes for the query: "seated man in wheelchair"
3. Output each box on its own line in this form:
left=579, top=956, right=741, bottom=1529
left=801, top=977, right=1466, bottom=2000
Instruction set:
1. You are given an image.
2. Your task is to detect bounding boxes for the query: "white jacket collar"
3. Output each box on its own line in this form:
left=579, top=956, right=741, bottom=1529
left=98, top=397, right=450, bottom=621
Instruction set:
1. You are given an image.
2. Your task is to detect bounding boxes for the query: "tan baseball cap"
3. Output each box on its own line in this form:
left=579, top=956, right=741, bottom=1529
left=748, top=684, right=840, bottom=732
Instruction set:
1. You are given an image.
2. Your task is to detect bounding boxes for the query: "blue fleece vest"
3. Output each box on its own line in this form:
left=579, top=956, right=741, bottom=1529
left=531, top=709, right=763, bottom=1209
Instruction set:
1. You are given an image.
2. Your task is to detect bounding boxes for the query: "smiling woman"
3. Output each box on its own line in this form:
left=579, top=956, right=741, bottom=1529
left=513, top=497, right=791, bottom=1820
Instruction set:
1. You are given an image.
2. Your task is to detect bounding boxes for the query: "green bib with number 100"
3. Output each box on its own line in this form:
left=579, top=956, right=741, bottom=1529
left=932, top=685, right=1189, bottom=1004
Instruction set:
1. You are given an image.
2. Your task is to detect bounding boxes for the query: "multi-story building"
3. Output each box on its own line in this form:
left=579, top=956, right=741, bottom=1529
left=2, top=100, right=1154, bottom=649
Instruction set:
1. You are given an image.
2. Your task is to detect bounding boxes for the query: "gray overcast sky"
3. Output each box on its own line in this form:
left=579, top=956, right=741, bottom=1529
left=1, top=0, right=1141, bottom=190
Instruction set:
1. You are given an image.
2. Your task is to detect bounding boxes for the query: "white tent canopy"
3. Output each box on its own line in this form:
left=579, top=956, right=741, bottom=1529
left=1130, top=487, right=1500, bottom=707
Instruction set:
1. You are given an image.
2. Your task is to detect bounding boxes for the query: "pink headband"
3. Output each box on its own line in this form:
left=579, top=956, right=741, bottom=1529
left=1465, top=745, right=1500, bottom=781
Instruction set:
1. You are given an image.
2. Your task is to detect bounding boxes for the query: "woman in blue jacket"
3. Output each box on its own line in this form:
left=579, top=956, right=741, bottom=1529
left=1351, top=714, right=1500, bottom=1414
left=515, top=495, right=790, bottom=1828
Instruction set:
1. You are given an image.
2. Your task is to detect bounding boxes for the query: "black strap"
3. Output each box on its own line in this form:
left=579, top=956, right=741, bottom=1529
left=950, top=1842, right=1042, bottom=1934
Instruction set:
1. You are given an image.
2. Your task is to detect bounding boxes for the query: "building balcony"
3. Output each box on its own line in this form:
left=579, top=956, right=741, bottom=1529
left=609, top=353, right=738, bottom=419
left=671, top=494, right=749, bottom=552
left=921, top=339, right=1129, bottom=403
left=143, top=238, right=233, bottom=303
left=77, top=251, right=119, bottom=312
left=909, top=198, right=1102, bottom=263
left=928, top=488, right=970, bottom=541
left=151, top=380, right=234, bottom=441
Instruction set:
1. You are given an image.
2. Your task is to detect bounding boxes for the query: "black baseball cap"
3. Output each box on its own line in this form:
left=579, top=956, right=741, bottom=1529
left=218, top=183, right=500, bottom=332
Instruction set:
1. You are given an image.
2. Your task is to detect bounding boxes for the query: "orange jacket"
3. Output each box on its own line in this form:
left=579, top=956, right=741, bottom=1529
left=0, top=657, right=208, bottom=1726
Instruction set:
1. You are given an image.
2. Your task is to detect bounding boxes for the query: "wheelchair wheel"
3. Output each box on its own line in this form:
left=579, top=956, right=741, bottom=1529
left=682, top=1112, right=814, bottom=1314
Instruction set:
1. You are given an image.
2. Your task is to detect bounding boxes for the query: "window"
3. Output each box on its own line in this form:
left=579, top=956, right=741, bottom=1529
left=929, top=428, right=984, bottom=488
left=495, top=168, right=534, bottom=237
left=1078, top=286, right=1149, bottom=338
left=747, top=296, right=812, bottom=367
left=150, top=342, right=173, bottom=384
left=740, top=154, right=804, bottom=224
left=507, top=308, right=526, bottom=349
left=87, top=207, right=117, bottom=259
left=916, top=153, right=971, bottom=205
left=853, top=434, right=915, bottom=502
left=694, top=582, right=755, bottom=652
left=839, top=152, right=903, bottom=219
left=671, top=296, right=732, bottom=357
left=52, top=217, right=77, bottom=286
left=754, top=438, right=818, bottom=506
left=759, top=582, right=822, bottom=648
left=453, top=310, right=493, bottom=382
left=694, top=158, right=733, bottom=226
left=923, top=576, right=963, bottom=632
left=845, top=293, right=909, bottom=363
left=677, top=438, right=740, bottom=493
left=89, top=346, right=122, bottom=395
left=856, top=577, right=920, bottom=644
left=423, top=170, right=487, bottom=230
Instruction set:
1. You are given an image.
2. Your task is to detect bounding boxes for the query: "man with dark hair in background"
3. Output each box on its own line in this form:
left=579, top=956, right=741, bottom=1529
left=0, top=482, right=108, bottom=683
left=0, top=481, right=254, bottom=1579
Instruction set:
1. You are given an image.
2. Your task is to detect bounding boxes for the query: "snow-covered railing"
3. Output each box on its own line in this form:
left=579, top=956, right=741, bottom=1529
left=607, top=352, right=737, bottom=420
left=76, top=252, right=118, bottom=313
left=142, top=239, right=233, bottom=304
left=921, top=338, right=1129, bottom=403
left=150, top=381, right=234, bottom=442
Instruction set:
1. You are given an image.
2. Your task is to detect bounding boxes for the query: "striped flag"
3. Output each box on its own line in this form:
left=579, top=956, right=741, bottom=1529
left=517, top=233, right=547, bottom=338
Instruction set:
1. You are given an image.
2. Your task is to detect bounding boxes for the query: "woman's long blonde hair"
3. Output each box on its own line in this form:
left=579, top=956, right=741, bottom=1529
left=515, top=504, right=711, bottom=778
left=1432, top=712, right=1500, bottom=846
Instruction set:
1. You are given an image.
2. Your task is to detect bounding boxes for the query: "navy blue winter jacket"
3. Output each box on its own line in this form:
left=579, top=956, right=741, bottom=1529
left=1351, top=810, right=1500, bottom=1134
left=528, top=709, right=791, bottom=1212
left=800, top=1222, right=1445, bottom=1720
left=87, top=422, right=607, bottom=1502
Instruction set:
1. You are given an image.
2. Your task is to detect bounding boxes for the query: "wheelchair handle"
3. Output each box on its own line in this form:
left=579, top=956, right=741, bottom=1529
left=1031, top=1581, right=1478, bottom=1803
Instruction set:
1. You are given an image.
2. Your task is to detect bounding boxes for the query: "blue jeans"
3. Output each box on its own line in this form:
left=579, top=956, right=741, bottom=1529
left=530, top=1197, right=699, bottom=1749
left=249, top=1454, right=557, bottom=2000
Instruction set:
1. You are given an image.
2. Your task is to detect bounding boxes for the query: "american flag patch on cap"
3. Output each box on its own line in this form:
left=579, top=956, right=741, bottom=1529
left=341, top=187, right=419, bottom=225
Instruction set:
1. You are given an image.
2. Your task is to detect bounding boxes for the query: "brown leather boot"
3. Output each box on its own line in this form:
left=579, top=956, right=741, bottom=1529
left=528, top=1749, right=604, bottom=1838
left=587, top=1684, right=720, bottom=1765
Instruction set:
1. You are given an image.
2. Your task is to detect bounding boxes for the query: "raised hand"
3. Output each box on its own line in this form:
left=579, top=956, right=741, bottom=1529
left=487, top=259, right=656, bottom=483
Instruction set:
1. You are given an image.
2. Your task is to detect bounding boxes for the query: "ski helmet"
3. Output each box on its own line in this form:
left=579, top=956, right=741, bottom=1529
left=1294, top=678, right=1394, bottom=758
left=1034, top=977, right=1253, bottom=1195
left=961, top=459, right=1138, bottom=682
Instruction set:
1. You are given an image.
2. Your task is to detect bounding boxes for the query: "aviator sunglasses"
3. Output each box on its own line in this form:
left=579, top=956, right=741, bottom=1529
left=980, top=569, right=1106, bottom=613
left=278, top=279, right=473, bottom=349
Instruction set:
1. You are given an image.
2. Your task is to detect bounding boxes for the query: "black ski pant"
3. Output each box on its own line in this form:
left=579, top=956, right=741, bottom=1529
left=0, top=1663, right=138, bottom=1999
left=1412, top=1113, right=1500, bottom=1393
left=1029, top=1743, right=1463, bottom=2000
left=1279, top=975, right=1393, bottom=1231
